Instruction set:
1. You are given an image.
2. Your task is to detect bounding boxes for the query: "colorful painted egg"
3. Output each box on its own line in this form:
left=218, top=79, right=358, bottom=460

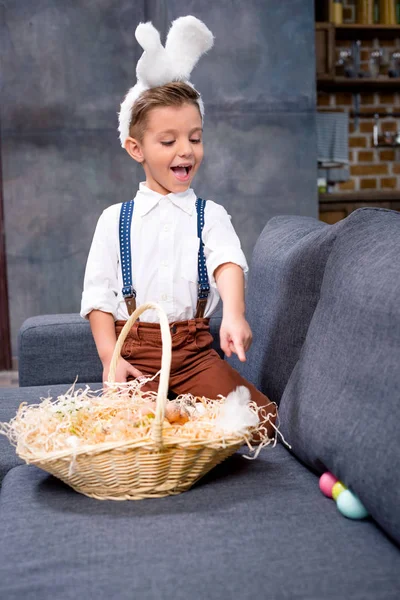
left=337, top=490, right=369, bottom=520
left=319, top=472, right=338, bottom=498
left=332, top=481, right=347, bottom=501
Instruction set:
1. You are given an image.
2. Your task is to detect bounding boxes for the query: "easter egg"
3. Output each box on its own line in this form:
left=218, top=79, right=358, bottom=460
left=332, top=481, right=347, bottom=501
left=319, top=472, right=338, bottom=498
left=337, top=490, right=369, bottom=520
left=165, top=402, right=189, bottom=425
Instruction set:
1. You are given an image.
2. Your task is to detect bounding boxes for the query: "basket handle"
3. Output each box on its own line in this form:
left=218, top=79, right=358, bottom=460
left=107, top=302, right=172, bottom=448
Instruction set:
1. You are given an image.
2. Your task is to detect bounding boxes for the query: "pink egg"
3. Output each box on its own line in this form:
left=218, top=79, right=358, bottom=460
left=319, top=472, right=338, bottom=498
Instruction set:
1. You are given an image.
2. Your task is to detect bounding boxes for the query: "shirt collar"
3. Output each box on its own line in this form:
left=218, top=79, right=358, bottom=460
left=134, top=182, right=196, bottom=216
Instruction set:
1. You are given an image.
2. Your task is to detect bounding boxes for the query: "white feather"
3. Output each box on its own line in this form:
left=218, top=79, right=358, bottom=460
left=214, top=386, right=259, bottom=435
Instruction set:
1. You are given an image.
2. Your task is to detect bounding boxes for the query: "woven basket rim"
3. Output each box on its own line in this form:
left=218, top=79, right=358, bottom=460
left=17, top=429, right=251, bottom=464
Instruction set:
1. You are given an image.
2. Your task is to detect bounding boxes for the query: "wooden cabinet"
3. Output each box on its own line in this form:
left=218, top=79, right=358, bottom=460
left=316, top=23, right=335, bottom=77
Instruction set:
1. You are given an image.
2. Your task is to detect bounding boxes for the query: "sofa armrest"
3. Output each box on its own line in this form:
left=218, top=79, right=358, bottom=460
left=18, top=312, right=224, bottom=387
left=18, top=314, right=102, bottom=387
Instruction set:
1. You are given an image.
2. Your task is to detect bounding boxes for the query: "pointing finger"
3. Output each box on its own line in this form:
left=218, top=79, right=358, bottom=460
left=234, top=341, right=246, bottom=362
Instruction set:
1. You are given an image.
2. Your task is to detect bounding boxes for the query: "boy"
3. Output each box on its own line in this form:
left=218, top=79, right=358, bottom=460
left=81, top=17, right=276, bottom=433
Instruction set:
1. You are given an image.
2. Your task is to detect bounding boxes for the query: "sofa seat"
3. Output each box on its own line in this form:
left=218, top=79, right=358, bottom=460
left=1, top=386, right=399, bottom=600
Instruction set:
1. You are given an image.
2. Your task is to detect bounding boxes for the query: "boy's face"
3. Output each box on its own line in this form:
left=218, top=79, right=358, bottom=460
left=125, top=102, right=204, bottom=195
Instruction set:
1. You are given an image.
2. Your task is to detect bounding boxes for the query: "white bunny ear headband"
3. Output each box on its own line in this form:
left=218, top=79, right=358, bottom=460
left=118, top=15, right=214, bottom=147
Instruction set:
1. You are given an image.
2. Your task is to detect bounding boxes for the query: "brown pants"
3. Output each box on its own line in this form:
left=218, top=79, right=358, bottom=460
left=115, top=317, right=276, bottom=433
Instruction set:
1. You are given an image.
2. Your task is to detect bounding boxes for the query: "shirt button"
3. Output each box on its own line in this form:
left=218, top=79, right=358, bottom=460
left=164, top=224, right=170, bottom=232
left=161, top=294, right=167, bottom=301
left=162, top=260, right=168, bottom=267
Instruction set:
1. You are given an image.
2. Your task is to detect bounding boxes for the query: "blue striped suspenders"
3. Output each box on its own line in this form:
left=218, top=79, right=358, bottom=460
left=119, top=198, right=210, bottom=318
left=195, top=198, right=211, bottom=318
left=119, top=199, right=137, bottom=315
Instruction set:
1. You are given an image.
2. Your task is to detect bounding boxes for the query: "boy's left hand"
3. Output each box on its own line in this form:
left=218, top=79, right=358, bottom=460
left=219, top=315, right=253, bottom=362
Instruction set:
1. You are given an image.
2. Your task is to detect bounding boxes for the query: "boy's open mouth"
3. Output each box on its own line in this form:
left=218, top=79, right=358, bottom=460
left=171, top=165, right=193, bottom=182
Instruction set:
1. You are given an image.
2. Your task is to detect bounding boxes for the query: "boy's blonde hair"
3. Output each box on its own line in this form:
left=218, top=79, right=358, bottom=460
left=129, top=81, right=201, bottom=142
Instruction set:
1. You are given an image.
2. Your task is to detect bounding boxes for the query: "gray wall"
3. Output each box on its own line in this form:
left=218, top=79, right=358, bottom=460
left=0, top=0, right=317, bottom=357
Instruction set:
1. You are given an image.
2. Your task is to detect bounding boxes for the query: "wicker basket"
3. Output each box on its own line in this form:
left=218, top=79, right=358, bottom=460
left=18, top=302, right=248, bottom=500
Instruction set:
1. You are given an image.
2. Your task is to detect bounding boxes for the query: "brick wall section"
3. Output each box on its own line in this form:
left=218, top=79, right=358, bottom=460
left=317, top=0, right=400, bottom=193
left=317, top=92, right=400, bottom=193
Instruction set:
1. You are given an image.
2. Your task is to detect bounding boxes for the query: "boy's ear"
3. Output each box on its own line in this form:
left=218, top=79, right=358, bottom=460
left=124, top=137, right=144, bottom=163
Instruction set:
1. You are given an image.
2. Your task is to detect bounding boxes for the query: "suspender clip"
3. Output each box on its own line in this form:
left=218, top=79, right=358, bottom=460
left=197, top=283, right=210, bottom=299
left=122, top=286, right=137, bottom=316
left=122, top=286, right=136, bottom=299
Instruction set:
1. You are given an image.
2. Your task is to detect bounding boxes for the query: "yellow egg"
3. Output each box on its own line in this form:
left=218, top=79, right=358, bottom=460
left=332, top=481, right=347, bottom=501
left=138, top=402, right=156, bottom=417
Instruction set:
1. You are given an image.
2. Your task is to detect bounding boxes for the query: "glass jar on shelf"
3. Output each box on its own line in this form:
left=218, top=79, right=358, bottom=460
left=335, top=48, right=355, bottom=77
left=369, top=39, right=389, bottom=77
left=388, top=50, right=400, bottom=77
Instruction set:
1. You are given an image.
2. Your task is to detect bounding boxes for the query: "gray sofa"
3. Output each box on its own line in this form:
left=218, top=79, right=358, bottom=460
left=1, top=207, right=399, bottom=599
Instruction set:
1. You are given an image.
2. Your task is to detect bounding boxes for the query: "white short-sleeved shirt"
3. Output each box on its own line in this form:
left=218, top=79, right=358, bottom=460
left=80, top=183, right=248, bottom=323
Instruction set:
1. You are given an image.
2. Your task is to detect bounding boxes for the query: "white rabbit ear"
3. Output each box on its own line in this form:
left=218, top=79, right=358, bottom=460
left=118, top=16, right=213, bottom=148
left=165, top=16, right=214, bottom=80
left=135, top=22, right=174, bottom=88
left=135, top=22, right=162, bottom=53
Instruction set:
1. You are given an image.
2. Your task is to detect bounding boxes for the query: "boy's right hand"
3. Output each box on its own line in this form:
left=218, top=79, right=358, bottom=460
left=102, top=358, right=143, bottom=384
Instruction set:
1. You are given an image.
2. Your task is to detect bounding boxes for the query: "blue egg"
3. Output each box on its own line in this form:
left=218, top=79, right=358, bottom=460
left=337, top=490, right=369, bottom=520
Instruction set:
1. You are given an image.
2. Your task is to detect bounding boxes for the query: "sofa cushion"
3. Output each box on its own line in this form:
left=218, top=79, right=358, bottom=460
left=279, top=208, right=400, bottom=545
left=0, top=445, right=399, bottom=600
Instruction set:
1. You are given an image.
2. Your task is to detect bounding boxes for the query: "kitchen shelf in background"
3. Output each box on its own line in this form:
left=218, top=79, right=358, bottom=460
left=317, top=76, right=400, bottom=92
left=335, top=24, right=400, bottom=41
left=319, top=191, right=400, bottom=203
